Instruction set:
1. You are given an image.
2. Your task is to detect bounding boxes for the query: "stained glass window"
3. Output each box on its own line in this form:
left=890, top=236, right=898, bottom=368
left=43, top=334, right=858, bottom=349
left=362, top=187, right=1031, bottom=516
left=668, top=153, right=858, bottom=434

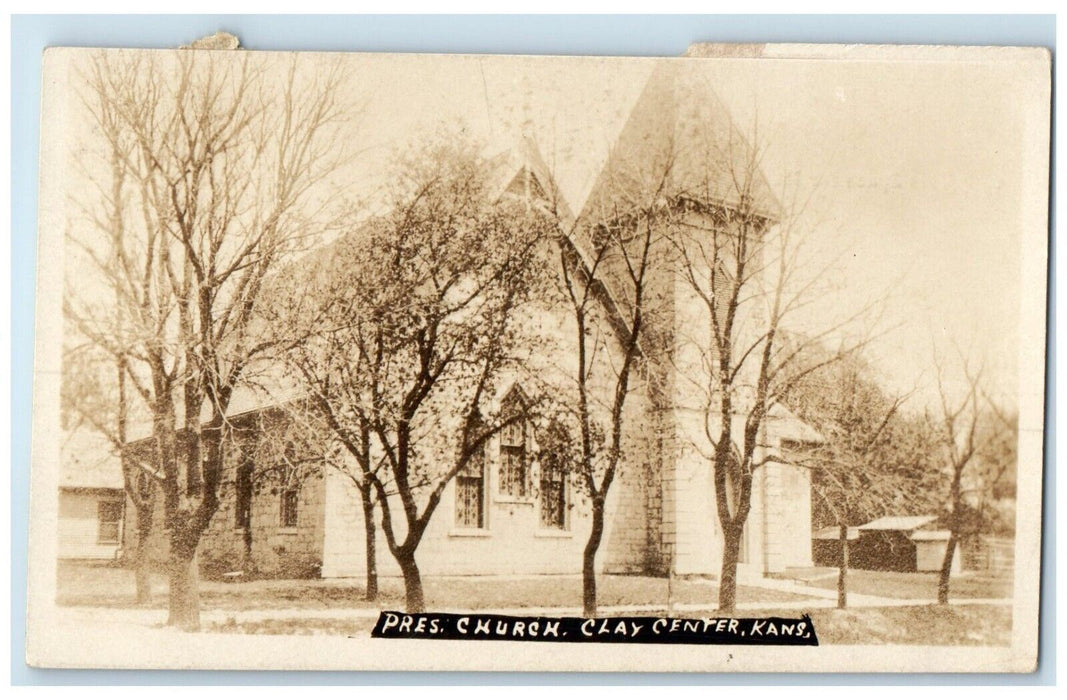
left=539, top=457, right=566, bottom=529
left=499, top=389, right=529, bottom=498
left=455, top=447, right=485, bottom=528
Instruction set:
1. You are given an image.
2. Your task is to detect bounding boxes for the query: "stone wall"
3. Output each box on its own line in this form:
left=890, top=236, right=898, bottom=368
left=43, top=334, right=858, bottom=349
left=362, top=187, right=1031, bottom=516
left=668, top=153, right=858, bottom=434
left=196, top=463, right=326, bottom=579
left=122, top=423, right=326, bottom=579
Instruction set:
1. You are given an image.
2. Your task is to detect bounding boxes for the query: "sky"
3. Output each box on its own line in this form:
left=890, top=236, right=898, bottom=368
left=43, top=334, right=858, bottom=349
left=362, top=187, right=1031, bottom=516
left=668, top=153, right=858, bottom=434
left=62, top=49, right=1046, bottom=415
left=317, top=51, right=1041, bottom=411
left=696, top=54, right=1035, bottom=408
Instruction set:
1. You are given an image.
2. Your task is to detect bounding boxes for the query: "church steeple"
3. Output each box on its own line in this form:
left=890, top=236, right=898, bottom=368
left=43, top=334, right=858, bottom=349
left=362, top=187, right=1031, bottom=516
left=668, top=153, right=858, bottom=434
left=577, top=61, right=781, bottom=225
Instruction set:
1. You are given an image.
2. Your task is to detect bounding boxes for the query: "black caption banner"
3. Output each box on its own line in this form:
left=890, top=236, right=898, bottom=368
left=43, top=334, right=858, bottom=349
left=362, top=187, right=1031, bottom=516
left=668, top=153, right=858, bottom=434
left=372, top=611, right=818, bottom=645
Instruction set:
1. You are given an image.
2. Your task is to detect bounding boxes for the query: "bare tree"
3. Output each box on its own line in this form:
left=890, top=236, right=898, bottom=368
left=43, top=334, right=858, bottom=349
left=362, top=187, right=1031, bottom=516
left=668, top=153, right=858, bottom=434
left=783, top=352, right=935, bottom=607
left=930, top=355, right=1016, bottom=604
left=275, top=138, right=552, bottom=612
left=545, top=146, right=673, bottom=617
left=255, top=220, right=387, bottom=601
left=668, top=128, right=881, bottom=614
left=66, top=50, right=349, bottom=629
left=61, top=67, right=163, bottom=602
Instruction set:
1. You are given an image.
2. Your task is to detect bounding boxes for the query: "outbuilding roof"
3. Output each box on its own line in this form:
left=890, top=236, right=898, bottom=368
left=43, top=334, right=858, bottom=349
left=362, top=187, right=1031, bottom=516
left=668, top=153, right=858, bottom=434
left=768, top=403, right=824, bottom=445
left=857, top=515, right=938, bottom=532
left=812, top=526, right=861, bottom=541
left=908, top=529, right=953, bottom=542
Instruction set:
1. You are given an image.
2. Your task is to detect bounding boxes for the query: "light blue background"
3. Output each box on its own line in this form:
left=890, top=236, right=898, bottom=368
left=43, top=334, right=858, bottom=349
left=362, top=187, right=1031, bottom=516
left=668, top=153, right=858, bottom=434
left=10, top=13, right=1056, bottom=686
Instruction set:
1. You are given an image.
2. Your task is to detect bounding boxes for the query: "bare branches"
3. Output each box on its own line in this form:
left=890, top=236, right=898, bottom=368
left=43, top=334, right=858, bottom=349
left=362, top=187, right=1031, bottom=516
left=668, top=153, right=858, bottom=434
left=627, top=95, right=895, bottom=612
left=265, top=135, right=552, bottom=610
left=784, top=354, right=934, bottom=530
left=66, top=49, right=354, bottom=628
left=926, top=346, right=1018, bottom=602
left=930, top=349, right=1014, bottom=524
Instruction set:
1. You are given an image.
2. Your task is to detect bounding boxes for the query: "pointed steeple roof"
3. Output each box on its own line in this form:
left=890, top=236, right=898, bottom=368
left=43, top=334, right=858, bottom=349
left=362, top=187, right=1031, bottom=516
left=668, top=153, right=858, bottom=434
left=577, top=61, right=781, bottom=224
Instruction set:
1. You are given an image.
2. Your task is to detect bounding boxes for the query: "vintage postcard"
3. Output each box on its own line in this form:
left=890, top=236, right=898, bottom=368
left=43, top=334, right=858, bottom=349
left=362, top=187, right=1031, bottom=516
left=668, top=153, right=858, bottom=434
left=26, top=42, right=1049, bottom=672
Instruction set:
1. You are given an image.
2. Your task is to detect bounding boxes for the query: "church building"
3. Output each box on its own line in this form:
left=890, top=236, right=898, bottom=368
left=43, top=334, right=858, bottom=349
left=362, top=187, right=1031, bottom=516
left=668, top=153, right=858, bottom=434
left=124, top=62, right=819, bottom=584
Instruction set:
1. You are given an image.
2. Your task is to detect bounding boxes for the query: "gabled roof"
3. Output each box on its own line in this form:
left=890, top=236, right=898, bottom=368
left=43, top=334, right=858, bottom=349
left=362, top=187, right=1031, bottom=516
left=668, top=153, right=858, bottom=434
left=60, top=430, right=123, bottom=491
left=488, top=133, right=574, bottom=223
left=124, top=62, right=790, bottom=445
left=488, top=136, right=638, bottom=351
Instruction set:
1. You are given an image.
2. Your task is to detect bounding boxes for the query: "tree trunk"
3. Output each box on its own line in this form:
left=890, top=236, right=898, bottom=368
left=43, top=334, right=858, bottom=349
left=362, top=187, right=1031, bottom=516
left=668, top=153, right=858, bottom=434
left=360, top=487, right=378, bottom=602
left=666, top=560, right=675, bottom=618
left=242, top=513, right=254, bottom=575
left=937, top=530, right=959, bottom=605
left=718, top=525, right=742, bottom=614
left=135, top=563, right=152, bottom=604
left=166, top=544, right=201, bottom=631
left=582, top=501, right=605, bottom=617
left=397, top=550, right=424, bottom=613
left=837, top=524, right=849, bottom=609
left=134, top=512, right=153, bottom=604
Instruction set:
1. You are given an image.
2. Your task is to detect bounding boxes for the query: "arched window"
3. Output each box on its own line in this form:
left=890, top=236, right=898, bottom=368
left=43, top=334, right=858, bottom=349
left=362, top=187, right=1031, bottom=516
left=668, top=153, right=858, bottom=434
left=538, top=422, right=570, bottom=530
left=498, top=387, right=530, bottom=499
left=455, top=414, right=487, bottom=529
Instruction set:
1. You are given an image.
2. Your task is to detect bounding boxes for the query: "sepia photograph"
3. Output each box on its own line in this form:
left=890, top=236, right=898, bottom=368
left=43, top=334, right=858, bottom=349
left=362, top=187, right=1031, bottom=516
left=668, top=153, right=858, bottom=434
left=25, top=40, right=1049, bottom=673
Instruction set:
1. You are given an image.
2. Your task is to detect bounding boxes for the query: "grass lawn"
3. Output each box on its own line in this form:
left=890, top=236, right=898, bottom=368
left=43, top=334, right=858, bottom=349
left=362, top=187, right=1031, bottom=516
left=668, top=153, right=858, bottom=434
left=60, top=562, right=1012, bottom=645
left=745, top=604, right=1012, bottom=646
left=205, top=603, right=1012, bottom=646
left=789, top=568, right=1013, bottom=600
left=57, top=561, right=809, bottom=612
left=209, top=616, right=381, bottom=636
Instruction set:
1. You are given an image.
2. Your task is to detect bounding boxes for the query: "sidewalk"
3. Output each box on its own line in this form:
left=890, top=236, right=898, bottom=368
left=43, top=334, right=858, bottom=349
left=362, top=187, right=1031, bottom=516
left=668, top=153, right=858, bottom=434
left=738, top=573, right=1012, bottom=609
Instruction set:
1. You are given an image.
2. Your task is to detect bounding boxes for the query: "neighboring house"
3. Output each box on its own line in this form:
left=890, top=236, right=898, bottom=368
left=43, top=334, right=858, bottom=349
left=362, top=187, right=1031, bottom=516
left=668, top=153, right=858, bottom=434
left=59, top=431, right=125, bottom=560
left=812, top=515, right=962, bottom=573
left=124, top=63, right=820, bottom=582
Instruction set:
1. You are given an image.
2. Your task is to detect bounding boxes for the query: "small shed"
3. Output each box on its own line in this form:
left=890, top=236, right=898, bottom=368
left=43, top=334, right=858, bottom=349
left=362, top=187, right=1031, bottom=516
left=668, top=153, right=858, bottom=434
left=910, top=529, right=962, bottom=573
left=855, top=515, right=969, bottom=573
left=811, top=525, right=860, bottom=568
left=811, top=515, right=963, bottom=572
left=848, top=515, right=936, bottom=572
